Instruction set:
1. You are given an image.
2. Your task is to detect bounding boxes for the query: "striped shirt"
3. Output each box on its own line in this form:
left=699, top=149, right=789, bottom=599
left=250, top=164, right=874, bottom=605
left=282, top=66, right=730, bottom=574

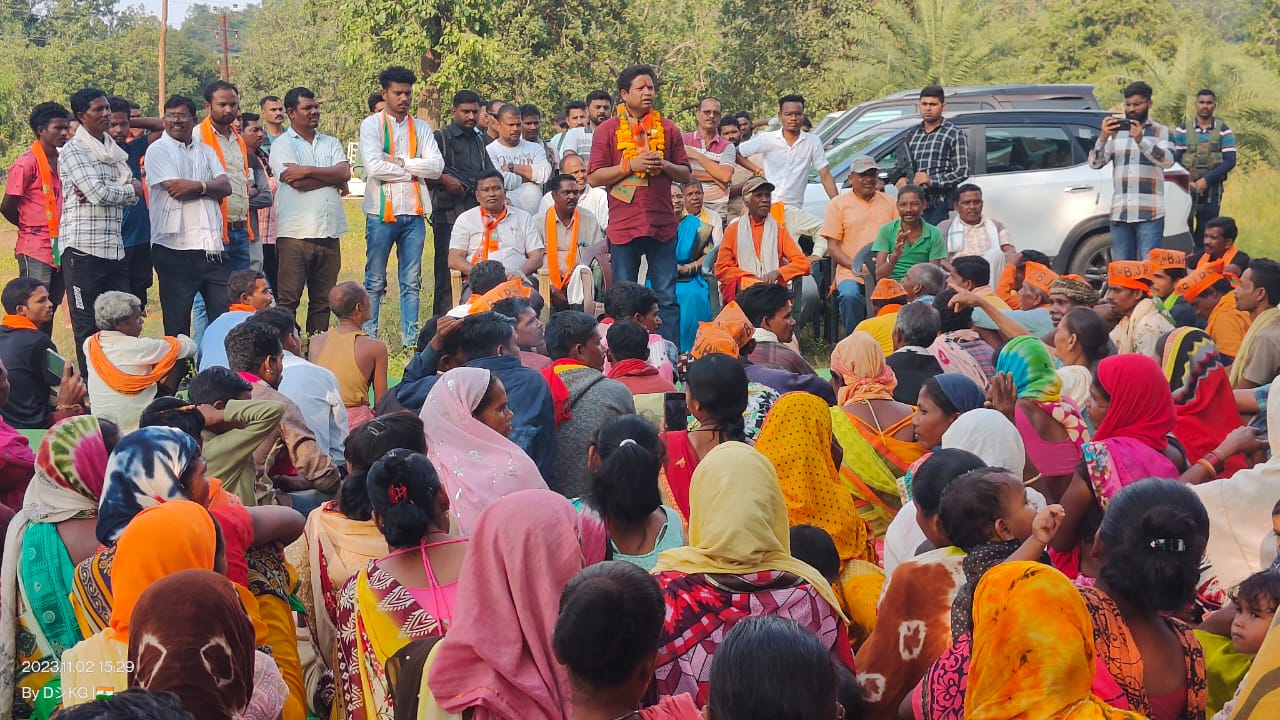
left=1088, top=119, right=1175, bottom=223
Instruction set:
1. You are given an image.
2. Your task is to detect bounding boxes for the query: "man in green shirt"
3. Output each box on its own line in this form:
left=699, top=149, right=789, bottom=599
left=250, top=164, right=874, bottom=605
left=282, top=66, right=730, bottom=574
left=871, top=185, right=945, bottom=281
left=188, top=365, right=285, bottom=505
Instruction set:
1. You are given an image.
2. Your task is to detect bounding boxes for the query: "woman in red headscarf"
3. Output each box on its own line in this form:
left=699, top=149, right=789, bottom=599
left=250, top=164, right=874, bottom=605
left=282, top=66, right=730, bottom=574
left=1159, top=328, right=1247, bottom=479
left=1051, top=354, right=1182, bottom=564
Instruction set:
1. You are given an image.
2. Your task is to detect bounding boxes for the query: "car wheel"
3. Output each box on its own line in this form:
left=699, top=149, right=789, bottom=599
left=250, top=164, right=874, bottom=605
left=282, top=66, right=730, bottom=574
left=1069, top=232, right=1112, bottom=286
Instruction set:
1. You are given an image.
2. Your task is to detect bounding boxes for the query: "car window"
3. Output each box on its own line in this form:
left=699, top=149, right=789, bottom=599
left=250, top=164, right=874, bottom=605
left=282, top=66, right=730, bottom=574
left=983, top=125, right=1077, bottom=174
left=835, top=106, right=913, bottom=143
left=1071, top=124, right=1101, bottom=156
left=1005, top=97, right=1097, bottom=110
left=812, top=126, right=903, bottom=183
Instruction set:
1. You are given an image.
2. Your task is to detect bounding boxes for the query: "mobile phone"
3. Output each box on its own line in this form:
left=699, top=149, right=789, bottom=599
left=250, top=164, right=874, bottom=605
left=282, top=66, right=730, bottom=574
left=663, top=392, right=689, bottom=433
left=1111, top=115, right=1130, bottom=130
left=45, top=348, right=67, bottom=382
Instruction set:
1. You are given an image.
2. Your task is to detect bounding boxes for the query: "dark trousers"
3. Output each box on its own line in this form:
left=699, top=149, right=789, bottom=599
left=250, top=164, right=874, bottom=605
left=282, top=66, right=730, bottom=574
left=431, top=213, right=454, bottom=315
left=1191, top=201, right=1220, bottom=253
left=262, top=243, right=278, bottom=293
left=124, top=243, right=153, bottom=309
left=923, top=202, right=950, bottom=227
left=610, top=235, right=680, bottom=349
left=62, top=248, right=129, bottom=372
left=17, top=254, right=65, bottom=336
left=276, top=236, right=341, bottom=335
left=151, top=245, right=232, bottom=338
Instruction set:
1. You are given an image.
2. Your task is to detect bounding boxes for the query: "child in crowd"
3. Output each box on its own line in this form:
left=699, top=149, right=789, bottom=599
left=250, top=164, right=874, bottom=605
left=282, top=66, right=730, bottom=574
left=1204, top=569, right=1280, bottom=718
left=790, top=524, right=842, bottom=585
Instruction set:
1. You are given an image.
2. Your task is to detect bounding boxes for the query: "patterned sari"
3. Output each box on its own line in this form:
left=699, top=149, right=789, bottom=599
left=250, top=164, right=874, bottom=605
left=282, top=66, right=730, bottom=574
left=1161, top=328, right=1246, bottom=478
left=0, top=417, right=107, bottom=719
left=334, top=539, right=468, bottom=720
left=1080, top=586, right=1207, bottom=718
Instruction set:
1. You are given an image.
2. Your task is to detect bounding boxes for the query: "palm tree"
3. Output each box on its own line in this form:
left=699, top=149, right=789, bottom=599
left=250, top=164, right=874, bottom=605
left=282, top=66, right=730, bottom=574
left=1104, top=31, right=1280, bottom=166
left=817, top=0, right=1028, bottom=108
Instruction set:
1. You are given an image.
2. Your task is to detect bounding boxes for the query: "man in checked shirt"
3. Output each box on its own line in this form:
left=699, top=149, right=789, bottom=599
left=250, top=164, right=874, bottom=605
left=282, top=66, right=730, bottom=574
left=1089, top=81, right=1175, bottom=261
left=890, top=85, right=969, bottom=227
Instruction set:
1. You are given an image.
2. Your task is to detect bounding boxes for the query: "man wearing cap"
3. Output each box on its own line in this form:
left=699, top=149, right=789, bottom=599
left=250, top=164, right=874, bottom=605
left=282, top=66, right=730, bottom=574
left=690, top=301, right=835, bottom=405
left=1048, top=275, right=1100, bottom=328
left=1231, top=258, right=1280, bottom=389
left=856, top=278, right=908, bottom=356
left=1178, top=264, right=1250, bottom=359
left=969, top=260, right=1056, bottom=345
left=1107, top=260, right=1173, bottom=359
left=1148, top=248, right=1201, bottom=329
left=821, top=155, right=898, bottom=333
left=714, top=176, right=811, bottom=304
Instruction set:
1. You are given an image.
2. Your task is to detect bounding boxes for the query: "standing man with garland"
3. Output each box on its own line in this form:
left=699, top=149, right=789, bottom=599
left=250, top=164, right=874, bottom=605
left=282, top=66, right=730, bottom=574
left=587, top=65, right=691, bottom=349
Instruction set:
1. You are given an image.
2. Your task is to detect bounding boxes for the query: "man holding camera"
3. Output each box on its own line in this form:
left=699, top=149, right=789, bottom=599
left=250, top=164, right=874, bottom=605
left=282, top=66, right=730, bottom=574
left=429, top=89, right=497, bottom=314
left=1089, top=81, right=1175, bottom=261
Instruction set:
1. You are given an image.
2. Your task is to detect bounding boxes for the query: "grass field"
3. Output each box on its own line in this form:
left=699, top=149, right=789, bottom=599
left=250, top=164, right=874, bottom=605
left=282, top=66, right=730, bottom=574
left=4, top=165, right=1279, bottom=377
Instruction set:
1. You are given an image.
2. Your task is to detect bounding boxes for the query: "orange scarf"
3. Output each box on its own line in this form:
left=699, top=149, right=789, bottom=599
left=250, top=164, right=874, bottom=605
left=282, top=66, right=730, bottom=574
left=545, top=208, right=579, bottom=289
left=229, top=303, right=257, bottom=313
left=1199, top=245, right=1238, bottom=271
left=379, top=110, right=423, bottom=222
left=198, top=118, right=255, bottom=242
left=30, top=140, right=61, bottom=266
left=472, top=207, right=507, bottom=265
left=0, top=314, right=37, bottom=331
left=86, top=332, right=183, bottom=395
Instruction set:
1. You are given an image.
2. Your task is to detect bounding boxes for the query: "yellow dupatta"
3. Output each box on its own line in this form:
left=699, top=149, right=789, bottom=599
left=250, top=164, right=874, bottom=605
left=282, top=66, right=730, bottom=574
left=1230, top=306, right=1280, bottom=386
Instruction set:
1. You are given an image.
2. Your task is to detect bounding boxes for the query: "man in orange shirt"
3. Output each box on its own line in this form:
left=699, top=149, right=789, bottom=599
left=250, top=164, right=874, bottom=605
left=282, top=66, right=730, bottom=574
left=1178, top=263, right=1251, bottom=360
left=820, top=155, right=897, bottom=333
left=714, top=176, right=810, bottom=304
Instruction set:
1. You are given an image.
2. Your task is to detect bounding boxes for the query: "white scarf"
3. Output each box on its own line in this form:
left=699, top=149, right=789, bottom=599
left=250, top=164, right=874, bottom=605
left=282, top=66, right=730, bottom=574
left=946, top=216, right=1000, bottom=254
left=73, top=123, right=132, bottom=185
left=734, top=212, right=780, bottom=278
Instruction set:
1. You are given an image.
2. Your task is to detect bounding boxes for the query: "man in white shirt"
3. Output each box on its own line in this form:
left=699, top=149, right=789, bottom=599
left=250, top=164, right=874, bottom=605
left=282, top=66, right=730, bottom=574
left=539, top=152, right=609, bottom=228
left=358, top=65, right=444, bottom=347
left=557, top=90, right=613, bottom=164
left=251, top=306, right=348, bottom=465
left=270, top=86, right=351, bottom=335
left=486, top=104, right=551, bottom=215
left=144, top=95, right=233, bottom=338
left=737, top=94, right=837, bottom=208
left=540, top=173, right=604, bottom=311
left=448, top=170, right=545, bottom=282
left=551, top=100, right=587, bottom=157
left=683, top=97, right=737, bottom=216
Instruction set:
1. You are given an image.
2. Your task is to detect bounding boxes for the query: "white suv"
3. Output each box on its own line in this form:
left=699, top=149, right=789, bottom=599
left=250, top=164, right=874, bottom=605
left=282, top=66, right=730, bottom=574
left=802, top=110, right=1193, bottom=280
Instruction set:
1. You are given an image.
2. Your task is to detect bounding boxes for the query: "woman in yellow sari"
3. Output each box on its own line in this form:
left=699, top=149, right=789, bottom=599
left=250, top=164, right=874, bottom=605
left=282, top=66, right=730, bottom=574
left=755, top=392, right=883, bottom=648
left=828, top=331, right=925, bottom=538
left=964, top=561, right=1146, bottom=719
left=333, top=450, right=468, bottom=720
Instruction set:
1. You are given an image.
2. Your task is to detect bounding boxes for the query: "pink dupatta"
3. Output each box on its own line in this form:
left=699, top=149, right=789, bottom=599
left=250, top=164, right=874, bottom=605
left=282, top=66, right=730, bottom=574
left=420, top=368, right=547, bottom=534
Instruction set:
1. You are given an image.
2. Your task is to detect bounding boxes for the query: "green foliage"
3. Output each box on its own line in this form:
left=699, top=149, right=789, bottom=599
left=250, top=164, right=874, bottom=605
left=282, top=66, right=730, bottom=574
left=1026, top=0, right=1179, bottom=83
left=1104, top=31, right=1280, bottom=167
left=1247, top=0, right=1280, bottom=73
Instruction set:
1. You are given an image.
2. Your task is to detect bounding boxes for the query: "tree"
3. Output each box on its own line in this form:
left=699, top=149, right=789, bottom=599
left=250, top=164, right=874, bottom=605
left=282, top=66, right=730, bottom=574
left=1105, top=31, right=1280, bottom=167
left=1026, top=0, right=1178, bottom=82
left=821, top=0, right=1029, bottom=109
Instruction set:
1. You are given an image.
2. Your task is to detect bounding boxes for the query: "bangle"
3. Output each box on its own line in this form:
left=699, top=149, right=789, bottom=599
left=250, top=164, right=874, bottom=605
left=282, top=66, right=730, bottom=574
left=200, top=181, right=207, bottom=196
left=1204, top=450, right=1224, bottom=473
left=1197, top=458, right=1218, bottom=476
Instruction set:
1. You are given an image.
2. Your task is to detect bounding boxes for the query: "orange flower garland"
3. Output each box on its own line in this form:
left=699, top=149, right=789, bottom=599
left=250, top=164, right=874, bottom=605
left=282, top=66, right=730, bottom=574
left=616, top=103, right=665, bottom=178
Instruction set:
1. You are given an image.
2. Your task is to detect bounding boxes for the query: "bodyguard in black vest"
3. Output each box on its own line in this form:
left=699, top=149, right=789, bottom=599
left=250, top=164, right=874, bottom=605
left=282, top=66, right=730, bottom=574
left=1174, top=89, right=1236, bottom=251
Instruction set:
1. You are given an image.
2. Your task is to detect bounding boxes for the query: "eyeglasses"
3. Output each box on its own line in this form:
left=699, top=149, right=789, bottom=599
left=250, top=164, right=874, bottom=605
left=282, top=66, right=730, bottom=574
left=164, top=113, right=193, bottom=122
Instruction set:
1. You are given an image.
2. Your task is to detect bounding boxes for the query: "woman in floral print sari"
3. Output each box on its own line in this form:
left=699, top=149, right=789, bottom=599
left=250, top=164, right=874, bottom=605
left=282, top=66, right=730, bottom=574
left=333, top=450, right=468, bottom=720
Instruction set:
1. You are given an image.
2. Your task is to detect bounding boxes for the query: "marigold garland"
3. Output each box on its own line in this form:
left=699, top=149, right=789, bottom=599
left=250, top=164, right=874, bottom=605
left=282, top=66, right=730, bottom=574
left=616, top=103, right=664, bottom=178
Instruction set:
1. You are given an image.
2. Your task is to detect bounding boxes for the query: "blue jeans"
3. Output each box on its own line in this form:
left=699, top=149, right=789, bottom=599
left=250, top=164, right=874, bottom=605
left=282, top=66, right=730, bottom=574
left=837, top=280, right=866, bottom=335
left=1110, top=218, right=1165, bottom=261
left=363, top=214, right=426, bottom=343
left=192, top=226, right=251, bottom=344
left=611, top=235, right=680, bottom=349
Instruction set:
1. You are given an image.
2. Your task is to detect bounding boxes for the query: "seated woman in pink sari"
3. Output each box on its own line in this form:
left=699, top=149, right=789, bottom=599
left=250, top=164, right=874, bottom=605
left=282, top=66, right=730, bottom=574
left=1052, top=354, right=1181, bottom=573
left=420, top=367, right=547, bottom=533
left=333, top=450, right=468, bottom=720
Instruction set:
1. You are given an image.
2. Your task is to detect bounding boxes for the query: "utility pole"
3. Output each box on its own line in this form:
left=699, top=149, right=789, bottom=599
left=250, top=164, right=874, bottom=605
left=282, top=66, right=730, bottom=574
left=213, top=5, right=240, bottom=81
left=158, top=0, right=167, bottom=107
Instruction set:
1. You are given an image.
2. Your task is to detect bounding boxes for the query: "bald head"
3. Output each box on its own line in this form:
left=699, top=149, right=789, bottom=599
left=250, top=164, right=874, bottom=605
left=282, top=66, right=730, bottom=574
left=329, top=282, right=368, bottom=320
left=560, top=152, right=587, bottom=189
